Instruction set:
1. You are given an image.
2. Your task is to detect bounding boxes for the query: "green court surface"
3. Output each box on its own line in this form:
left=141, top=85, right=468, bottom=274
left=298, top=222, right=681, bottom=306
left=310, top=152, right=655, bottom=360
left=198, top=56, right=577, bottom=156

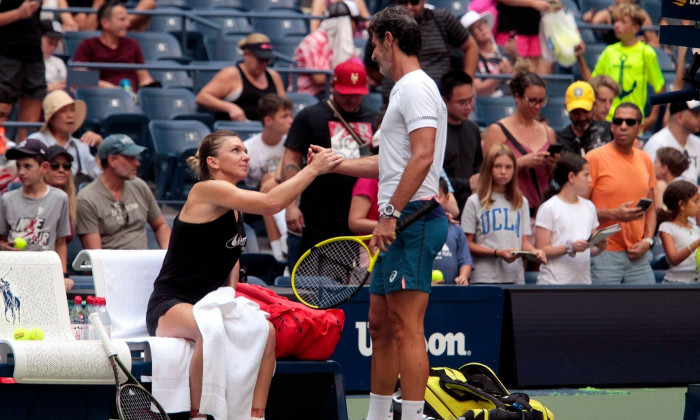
left=346, top=387, right=687, bottom=419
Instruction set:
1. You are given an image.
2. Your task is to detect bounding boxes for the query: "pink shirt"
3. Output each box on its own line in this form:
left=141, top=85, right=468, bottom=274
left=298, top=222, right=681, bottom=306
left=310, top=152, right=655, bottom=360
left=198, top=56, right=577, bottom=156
left=351, top=178, right=379, bottom=235
left=292, top=31, right=330, bottom=96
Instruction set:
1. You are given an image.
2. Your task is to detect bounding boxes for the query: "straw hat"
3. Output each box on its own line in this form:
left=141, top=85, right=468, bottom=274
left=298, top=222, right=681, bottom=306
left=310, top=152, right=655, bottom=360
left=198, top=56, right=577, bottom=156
left=41, top=90, right=87, bottom=134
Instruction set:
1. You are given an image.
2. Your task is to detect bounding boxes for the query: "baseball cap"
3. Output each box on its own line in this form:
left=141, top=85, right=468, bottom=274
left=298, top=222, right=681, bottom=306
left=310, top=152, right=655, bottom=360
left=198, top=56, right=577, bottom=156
left=40, top=20, right=64, bottom=38
left=46, top=145, right=74, bottom=163
left=98, top=134, right=146, bottom=159
left=41, top=90, right=87, bottom=134
left=241, top=42, right=275, bottom=60
left=565, top=81, right=595, bottom=112
left=669, top=100, right=700, bottom=115
left=6, top=139, right=49, bottom=161
left=331, top=59, right=369, bottom=95
left=326, top=0, right=361, bottom=18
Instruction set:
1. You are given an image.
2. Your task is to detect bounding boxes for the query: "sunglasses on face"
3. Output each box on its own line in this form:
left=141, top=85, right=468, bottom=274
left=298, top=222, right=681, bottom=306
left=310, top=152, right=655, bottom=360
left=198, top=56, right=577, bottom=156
left=397, top=0, right=420, bottom=5
left=49, top=162, right=72, bottom=170
left=611, top=117, right=639, bottom=126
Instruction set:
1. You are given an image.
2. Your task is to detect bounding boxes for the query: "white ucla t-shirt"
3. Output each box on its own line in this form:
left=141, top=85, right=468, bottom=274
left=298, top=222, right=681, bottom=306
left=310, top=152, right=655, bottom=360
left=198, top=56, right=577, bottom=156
left=377, top=70, right=447, bottom=210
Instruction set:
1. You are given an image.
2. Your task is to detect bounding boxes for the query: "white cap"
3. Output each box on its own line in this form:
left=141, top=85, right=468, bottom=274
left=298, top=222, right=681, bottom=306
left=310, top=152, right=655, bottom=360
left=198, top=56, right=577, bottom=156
left=460, top=10, right=494, bottom=31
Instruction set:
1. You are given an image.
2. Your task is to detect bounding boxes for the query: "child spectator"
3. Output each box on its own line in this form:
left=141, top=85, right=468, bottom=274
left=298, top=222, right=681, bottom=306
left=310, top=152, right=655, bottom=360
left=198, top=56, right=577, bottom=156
left=583, top=3, right=665, bottom=132
left=40, top=20, right=67, bottom=93
left=589, top=75, right=621, bottom=122
left=652, top=147, right=690, bottom=208
left=461, top=144, right=546, bottom=284
left=0, top=139, right=73, bottom=290
left=433, top=178, right=473, bottom=285
left=535, top=152, right=607, bottom=285
left=657, top=180, right=700, bottom=283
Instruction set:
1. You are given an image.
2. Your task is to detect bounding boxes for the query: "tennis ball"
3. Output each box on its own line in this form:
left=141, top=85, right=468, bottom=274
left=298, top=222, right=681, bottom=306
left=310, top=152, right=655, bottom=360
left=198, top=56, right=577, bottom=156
left=13, top=237, right=26, bottom=250
left=13, top=328, right=28, bottom=340
left=29, top=328, right=44, bottom=341
left=431, top=270, right=444, bottom=283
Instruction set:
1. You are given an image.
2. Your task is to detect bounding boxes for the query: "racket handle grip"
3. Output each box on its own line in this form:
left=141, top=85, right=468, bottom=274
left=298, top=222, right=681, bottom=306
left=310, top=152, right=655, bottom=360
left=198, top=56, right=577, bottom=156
left=395, top=198, right=440, bottom=232
left=89, top=312, right=118, bottom=356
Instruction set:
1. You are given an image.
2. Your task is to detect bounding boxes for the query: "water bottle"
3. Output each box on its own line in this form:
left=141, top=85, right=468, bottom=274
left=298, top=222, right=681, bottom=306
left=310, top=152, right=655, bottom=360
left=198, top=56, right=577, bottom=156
left=120, top=78, right=138, bottom=104
left=70, top=296, right=86, bottom=340
left=98, top=297, right=112, bottom=338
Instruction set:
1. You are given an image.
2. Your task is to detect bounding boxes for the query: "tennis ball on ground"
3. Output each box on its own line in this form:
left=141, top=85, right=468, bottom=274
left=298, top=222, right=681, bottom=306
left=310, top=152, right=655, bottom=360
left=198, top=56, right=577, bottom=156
left=13, top=237, right=26, bottom=250
left=29, top=328, right=44, bottom=341
left=13, top=328, right=28, bottom=340
left=431, top=270, right=444, bottom=283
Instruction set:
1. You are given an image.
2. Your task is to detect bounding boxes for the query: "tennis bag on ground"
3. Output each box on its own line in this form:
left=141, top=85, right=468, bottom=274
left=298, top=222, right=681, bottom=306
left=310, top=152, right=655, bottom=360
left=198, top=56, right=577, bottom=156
left=235, top=283, right=345, bottom=360
left=393, top=362, right=554, bottom=420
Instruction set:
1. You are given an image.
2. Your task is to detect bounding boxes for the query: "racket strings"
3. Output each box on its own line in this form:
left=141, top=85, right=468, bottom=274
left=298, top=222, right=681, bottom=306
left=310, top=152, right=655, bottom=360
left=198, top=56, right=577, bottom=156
left=295, top=240, right=370, bottom=307
left=118, top=385, right=169, bottom=420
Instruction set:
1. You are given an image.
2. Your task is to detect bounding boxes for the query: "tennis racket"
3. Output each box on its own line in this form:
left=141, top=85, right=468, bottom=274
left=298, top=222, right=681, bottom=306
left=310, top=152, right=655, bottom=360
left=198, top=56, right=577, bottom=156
left=292, top=198, right=440, bottom=309
left=89, top=312, right=170, bottom=420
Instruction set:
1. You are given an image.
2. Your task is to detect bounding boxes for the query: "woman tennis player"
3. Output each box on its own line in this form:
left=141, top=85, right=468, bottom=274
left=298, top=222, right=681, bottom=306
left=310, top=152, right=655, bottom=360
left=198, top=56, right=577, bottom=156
left=146, top=130, right=342, bottom=419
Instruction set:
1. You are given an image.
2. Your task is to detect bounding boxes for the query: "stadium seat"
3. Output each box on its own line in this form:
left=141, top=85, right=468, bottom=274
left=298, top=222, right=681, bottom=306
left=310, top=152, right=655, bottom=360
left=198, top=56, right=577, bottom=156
left=148, top=8, right=207, bottom=60
left=544, top=75, right=574, bottom=98
left=273, top=275, right=291, bottom=287
left=191, top=60, right=229, bottom=92
left=63, top=30, right=100, bottom=56
left=286, top=92, right=319, bottom=116
left=137, top=87, right=215, bottom=128
left=240, top=253, right=286, bottom=285
left=187, top=0, right=243, bottom=9
left=426, top=0, right=466, bottom=17
left=129, top=32, right=184, bottom=61
left=272, top=34, right=305, bottom=63
left=539, top=96, right=569, bottom=131
left=582, top=42, right=607, bottom=70
left=578, top=0, right=612, bottom=14
left=73, top=87, right=149, bottom=143
left=653, top=47, right=676, bottom=73
left=196, top=10, right=254, bottom=39
left=210, top=31, right=248, bottom=61
left=213, top=120, right=263, bottom=140
left=147, top=59, right=194, bottom=89
left=241, top=0, right=299, bottom=10
left=148, top=119, right=211, bottom=201
left=474, top=96, right=516, bottom=127
left=66, top=238, right=84, bottom=276
left=250, top=7, right=308, bottom=44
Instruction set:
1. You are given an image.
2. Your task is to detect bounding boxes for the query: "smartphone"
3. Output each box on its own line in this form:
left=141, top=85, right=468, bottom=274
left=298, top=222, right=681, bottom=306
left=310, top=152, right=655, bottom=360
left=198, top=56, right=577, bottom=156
left=548, top=143, right=563, bottom=155
left=636, top=198, right=653, bottom=212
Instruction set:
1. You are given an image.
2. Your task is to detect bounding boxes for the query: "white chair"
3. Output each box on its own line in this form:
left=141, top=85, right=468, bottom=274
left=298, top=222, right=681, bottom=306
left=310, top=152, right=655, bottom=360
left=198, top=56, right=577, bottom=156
left=0, top=251, right=130, bottom=384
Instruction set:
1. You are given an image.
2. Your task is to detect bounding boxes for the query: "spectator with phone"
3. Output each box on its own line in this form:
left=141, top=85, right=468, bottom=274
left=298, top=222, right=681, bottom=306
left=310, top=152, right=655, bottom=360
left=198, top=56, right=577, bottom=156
left=584, top=102, right=656, bottom=284
left=535, top=152, right=607, bottom=285
left=555, top=81, right=612, bottom=157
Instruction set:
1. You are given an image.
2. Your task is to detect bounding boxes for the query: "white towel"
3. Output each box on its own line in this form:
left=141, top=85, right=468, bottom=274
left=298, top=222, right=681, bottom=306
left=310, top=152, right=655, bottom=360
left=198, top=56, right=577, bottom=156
left=193, top=287, right=270, bottom=420
left=145, top=336, right=195, bottom=414
left=85, top=250, right=194, bottom=413
left=94, top=249, right=167, bottom=339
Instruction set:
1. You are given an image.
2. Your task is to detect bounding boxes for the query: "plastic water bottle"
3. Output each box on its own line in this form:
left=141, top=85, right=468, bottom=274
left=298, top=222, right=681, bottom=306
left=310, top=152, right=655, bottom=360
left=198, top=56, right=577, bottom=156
left=70, top=296, right=87, bottom=340
left=98, top=297, right=112, bottom=339
left=120, top=78, right=138, bottom=104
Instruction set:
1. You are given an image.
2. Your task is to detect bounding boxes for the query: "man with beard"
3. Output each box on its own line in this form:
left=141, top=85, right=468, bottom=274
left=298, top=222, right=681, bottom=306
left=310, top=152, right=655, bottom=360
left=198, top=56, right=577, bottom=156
left=556, top=81, right=612, bottom=157
left=77, top=134, right=170, bottom=250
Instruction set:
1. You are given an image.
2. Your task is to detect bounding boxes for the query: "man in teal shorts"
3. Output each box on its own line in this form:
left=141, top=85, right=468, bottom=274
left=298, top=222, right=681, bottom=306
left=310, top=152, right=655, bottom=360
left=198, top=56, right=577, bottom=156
left=309, top=6, right=449, bottom=420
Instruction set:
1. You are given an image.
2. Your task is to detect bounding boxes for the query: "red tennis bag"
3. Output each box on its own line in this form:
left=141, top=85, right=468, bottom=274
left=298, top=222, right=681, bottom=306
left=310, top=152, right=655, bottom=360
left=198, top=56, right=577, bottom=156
left=235, top=283, right=345, bottom=360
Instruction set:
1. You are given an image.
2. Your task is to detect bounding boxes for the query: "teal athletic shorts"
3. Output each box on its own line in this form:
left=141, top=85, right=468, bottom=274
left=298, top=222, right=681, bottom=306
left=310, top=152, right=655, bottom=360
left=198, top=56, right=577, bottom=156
left=369, top=199, right=448, bottom=295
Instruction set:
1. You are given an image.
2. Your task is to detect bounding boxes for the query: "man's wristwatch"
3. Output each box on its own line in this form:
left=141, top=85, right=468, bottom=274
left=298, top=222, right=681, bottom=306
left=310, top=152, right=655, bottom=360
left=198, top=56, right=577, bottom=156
left=381, top=204, right=402, bottom=220
left=643, top=237, right=654, bottom=247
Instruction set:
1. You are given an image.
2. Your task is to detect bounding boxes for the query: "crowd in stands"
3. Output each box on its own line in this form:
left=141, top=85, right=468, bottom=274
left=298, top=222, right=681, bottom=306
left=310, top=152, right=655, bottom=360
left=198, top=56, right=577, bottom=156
left=0, top=0, right=699, bottom=288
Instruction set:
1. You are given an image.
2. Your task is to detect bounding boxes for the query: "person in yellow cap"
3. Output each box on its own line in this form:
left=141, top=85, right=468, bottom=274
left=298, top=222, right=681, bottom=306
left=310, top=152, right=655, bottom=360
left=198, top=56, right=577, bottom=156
left=555, top=81, right=613, bottom=157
